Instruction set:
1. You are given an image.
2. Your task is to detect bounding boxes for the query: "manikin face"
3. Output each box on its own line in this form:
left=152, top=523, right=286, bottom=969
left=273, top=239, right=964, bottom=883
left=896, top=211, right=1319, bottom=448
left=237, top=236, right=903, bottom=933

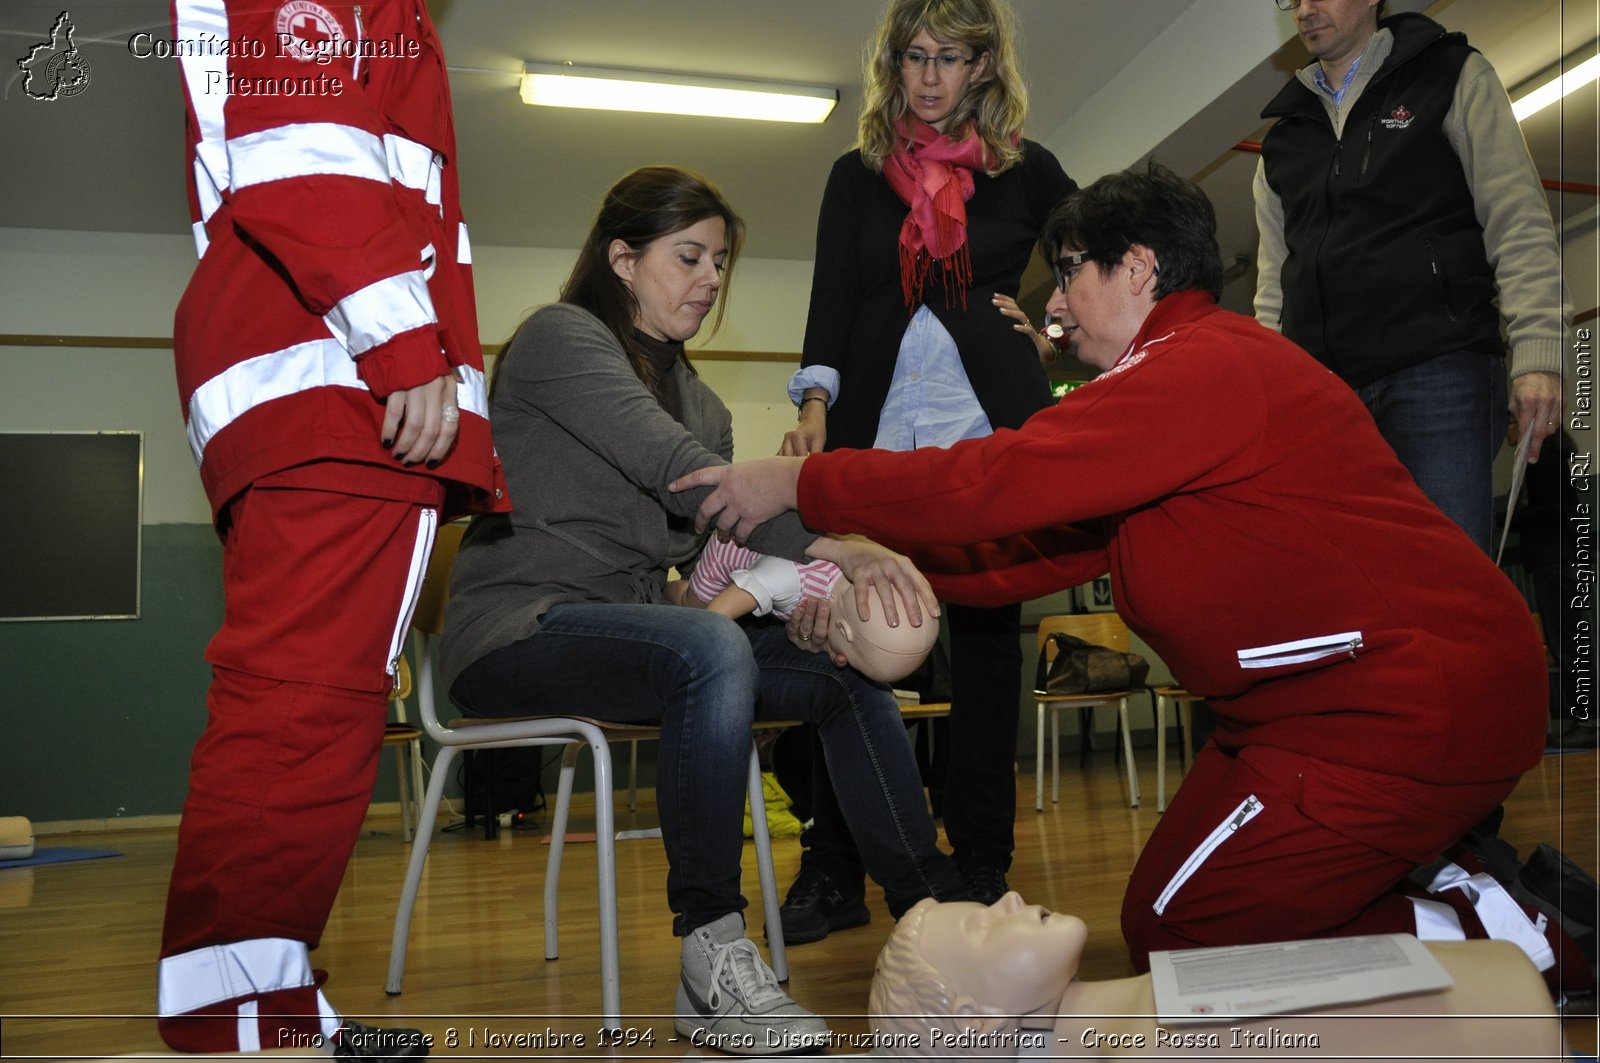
left=611, top=216, right=728, bottom=343
left=899, top=29, right=989, bottom=133
left=1044, top=248, right=1153, bottom=372
left=1291, top=0, right=1381, bottom=70
left=918, top=893, right=1089, bottom=1014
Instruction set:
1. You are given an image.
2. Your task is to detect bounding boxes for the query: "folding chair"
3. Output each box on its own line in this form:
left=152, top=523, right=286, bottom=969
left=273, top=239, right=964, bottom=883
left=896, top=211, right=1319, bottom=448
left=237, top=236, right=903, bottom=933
left=1033, top=613, right=1142, bottom=809
left=384, top=522, right=786, bottom=1031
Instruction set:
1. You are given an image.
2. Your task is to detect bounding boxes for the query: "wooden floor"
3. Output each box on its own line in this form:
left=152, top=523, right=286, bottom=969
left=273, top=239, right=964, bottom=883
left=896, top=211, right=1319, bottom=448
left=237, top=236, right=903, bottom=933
left=2, top=746, right=1595, bottom=1060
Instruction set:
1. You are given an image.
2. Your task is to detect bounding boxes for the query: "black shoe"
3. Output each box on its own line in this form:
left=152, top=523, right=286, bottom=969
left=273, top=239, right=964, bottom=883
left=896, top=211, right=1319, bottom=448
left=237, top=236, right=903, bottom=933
left=1521, top=843, right=1600, bottom=976
left=333, top=1020, right=430, bottom=1060
left=777, top=866, right=869, bottom=945
left=960, top=860, right=1010, bottom=906
left=1556, top=988, right=1599, bottom=1018
left=1548, top=721, right=1600, bottom=750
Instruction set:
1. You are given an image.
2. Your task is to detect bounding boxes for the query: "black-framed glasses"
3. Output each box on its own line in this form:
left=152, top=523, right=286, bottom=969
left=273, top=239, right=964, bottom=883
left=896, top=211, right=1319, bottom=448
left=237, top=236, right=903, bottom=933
left=1051, top=252, right=1090, bottom=293
left=1273, top=0, right=1301, bottom=10
left=897, top=49, right=981, bottom=74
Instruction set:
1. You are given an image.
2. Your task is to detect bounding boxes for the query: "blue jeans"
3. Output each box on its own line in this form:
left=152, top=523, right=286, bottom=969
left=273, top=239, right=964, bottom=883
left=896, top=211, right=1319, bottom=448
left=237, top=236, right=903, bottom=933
left=802, top=601, right=1023, bottom=883
left=1354, top=351, right=1508, bottom=555
left=449, top=603, right=963, bottom=934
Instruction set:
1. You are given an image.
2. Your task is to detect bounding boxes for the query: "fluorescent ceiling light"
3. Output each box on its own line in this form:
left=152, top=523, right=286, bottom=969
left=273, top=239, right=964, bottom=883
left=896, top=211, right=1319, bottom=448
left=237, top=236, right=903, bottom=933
left=521, top=63, right=837, bottom=124
left=1512, top=52, right=1600, bottom=122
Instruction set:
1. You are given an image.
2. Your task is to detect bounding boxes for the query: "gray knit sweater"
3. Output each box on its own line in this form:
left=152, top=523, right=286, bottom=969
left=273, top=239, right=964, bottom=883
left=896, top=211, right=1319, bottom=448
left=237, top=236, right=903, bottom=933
left=439, top=302, right=815, bottom=692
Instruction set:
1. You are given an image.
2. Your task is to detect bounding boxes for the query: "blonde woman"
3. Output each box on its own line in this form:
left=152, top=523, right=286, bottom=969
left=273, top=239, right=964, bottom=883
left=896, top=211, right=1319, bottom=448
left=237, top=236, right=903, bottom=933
left=776, top=0, right=1077, bottom=940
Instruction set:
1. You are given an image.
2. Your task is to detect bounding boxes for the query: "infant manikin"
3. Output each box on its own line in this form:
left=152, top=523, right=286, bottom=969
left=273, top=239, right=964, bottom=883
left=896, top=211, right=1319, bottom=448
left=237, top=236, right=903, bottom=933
left=668, top=538, right=935, bottom=683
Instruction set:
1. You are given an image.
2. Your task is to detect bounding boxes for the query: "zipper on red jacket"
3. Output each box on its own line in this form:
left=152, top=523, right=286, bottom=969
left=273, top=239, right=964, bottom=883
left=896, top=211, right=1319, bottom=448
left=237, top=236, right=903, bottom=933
left=352, top=5, right=366, bottom=82
left=1236, top=631, right=1364, bottom=670
left=1153, top=795, right=1264, bottom=916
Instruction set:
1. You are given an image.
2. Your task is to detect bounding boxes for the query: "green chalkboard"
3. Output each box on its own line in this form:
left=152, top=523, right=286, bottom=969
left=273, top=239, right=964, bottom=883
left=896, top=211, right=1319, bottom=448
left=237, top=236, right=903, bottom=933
left=0, top=432, right=142, bottom=620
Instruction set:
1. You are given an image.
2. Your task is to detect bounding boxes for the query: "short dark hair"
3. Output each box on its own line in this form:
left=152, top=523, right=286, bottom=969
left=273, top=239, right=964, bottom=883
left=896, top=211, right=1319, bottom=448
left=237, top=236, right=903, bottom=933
left=1040, top=161, right=1223, bottom=301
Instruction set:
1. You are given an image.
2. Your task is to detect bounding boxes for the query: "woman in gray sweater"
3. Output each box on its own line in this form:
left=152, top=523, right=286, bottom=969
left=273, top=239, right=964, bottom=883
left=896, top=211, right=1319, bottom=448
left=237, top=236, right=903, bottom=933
left=440, top=166, right=964, bottom=1052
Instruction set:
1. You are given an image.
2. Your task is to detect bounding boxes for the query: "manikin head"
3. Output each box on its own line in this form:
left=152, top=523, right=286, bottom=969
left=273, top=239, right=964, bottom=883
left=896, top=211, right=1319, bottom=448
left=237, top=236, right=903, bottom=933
left=869, top=893, right=1089, bottom=1057
left=826, top=577, right=939, bottom=683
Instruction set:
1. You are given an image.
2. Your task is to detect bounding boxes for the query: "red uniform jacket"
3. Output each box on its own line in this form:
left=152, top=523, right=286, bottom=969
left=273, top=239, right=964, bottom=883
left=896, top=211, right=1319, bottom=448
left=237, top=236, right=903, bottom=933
left=172, top=0, right=503, bottom=519
left=799, top=290, right=1545, bottom=786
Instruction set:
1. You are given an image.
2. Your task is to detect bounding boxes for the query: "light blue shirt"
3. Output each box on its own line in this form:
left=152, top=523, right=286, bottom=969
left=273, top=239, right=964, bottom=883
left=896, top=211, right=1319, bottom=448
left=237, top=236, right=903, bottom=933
left=786, top=306, right=991, bottom=452
left=1313, top=54, right=1364, bottom=105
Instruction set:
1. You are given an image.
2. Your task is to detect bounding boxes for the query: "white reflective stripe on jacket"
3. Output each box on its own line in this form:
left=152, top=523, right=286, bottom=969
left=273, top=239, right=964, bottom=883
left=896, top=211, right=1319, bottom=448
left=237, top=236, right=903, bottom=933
left=186, top=344, right=488, bottom=464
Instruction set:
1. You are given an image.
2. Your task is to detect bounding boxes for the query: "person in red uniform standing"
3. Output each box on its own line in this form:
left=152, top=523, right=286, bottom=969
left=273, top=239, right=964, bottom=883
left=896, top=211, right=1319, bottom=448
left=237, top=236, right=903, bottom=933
left=672, top=164, right=1589, bottom=1000
left=158, top=2, right=503, bottom=1056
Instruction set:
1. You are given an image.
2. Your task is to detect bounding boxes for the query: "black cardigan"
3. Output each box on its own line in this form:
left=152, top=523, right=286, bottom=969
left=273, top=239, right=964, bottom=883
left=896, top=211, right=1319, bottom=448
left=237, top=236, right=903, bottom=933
left=801, top=140, right=1077, bottom=450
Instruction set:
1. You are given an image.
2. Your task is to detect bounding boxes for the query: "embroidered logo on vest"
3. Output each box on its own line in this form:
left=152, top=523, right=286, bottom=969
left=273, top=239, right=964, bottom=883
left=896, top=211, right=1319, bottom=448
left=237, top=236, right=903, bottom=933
left=1380, top=104, right=1415, bottom=130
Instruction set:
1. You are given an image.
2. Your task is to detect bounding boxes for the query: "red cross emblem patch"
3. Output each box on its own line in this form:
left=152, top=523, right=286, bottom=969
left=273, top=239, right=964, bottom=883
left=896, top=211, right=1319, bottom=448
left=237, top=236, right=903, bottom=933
left=275, top=1, right=345, bottom=62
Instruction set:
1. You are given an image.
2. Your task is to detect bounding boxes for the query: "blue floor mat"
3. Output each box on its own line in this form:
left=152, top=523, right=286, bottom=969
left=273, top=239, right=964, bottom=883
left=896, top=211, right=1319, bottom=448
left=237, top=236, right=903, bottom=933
left=0, top=847, right=122, bottom=870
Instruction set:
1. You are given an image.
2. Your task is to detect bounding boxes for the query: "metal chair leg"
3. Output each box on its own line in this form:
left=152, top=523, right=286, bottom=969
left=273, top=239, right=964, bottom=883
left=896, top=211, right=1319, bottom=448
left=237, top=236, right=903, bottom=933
left=386, top=744, right=459, bottom=995
left=747, top=746, right=787, bottom=982
left=1117, top=697, right=1140, bottom=808
left=1034, top=701, right=1046, bottom=811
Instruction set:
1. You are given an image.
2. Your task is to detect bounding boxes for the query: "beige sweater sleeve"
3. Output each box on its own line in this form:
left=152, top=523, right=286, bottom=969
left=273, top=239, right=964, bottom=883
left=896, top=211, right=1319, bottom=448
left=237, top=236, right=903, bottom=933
left=1252, top=155, right=1287, bottom=333
left=1445, top=52, right=1571, bottom=379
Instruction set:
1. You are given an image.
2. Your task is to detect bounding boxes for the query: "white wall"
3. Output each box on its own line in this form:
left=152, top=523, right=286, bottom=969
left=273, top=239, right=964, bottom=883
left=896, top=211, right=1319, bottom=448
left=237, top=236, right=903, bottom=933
left=0, top=228, right=811, bottom=524
left=7, top=206, right=1591, bottom=704
left=470, top=243, right=811, bottom=465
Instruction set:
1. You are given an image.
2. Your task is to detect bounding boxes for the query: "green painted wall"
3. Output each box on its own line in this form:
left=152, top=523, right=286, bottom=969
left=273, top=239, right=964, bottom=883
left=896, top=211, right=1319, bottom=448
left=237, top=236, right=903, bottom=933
left=0, top=523, right=453, bottom=823
left=3, top=524, right=219, bottom=821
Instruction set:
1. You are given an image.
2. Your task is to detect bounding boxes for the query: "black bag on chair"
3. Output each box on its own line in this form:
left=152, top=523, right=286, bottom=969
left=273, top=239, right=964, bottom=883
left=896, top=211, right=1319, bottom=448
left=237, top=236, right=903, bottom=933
left=1034, top=632, right=1149, bottom=695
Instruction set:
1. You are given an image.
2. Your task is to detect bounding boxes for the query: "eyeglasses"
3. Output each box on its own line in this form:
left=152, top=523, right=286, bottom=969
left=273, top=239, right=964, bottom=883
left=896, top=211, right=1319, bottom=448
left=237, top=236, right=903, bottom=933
left=1273, top=0, right=1303, bottom=10
left=1051, top=252, right=1090, bottom=293
left=897, top=50, right=981, bottom=74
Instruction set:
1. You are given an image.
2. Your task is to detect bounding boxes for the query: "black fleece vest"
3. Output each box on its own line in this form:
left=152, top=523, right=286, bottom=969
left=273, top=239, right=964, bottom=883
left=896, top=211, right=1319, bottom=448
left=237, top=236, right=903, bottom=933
left=1260, top=14, right=1502, bottom=387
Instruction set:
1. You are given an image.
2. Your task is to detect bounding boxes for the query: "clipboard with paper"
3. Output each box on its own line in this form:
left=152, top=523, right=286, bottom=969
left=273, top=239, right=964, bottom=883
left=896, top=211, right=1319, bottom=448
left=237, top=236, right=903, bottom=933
left=1495, top=426, right=1536, bottom=566
left=1149, top=933, right=1454, bottom=1025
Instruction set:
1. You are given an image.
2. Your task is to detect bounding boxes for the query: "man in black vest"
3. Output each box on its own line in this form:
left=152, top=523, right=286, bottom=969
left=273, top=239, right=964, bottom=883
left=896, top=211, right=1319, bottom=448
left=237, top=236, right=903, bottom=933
left=1253, top=0, right=1568, bottom=554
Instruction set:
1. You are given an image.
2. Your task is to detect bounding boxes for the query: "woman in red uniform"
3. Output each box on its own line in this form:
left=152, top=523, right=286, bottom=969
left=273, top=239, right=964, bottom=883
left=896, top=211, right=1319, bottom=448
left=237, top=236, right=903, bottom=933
left=673, top=165, right=1582, bottom=994
left=158, top=2, right=502, bottom=1055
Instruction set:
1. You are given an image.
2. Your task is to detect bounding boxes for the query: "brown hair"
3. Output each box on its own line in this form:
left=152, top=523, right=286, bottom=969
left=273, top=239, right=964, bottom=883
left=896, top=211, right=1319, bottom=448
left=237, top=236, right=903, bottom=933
left=498, top=166, right=744, bottom=403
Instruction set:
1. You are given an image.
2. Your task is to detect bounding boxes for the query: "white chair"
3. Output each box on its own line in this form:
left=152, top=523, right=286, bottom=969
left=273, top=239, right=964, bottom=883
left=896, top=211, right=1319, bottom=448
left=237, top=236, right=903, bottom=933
left=1151, top=685, right=1199, bottom=813
left=1033, top=613, right=1142, bottom=809
left=385, top=522, right=787, bottom=1031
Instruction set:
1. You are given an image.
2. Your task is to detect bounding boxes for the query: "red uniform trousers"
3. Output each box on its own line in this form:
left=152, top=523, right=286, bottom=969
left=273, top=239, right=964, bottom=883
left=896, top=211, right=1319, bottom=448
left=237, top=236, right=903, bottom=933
left=158, top=469, right=441, bottom=1053
left=1120, top=742, right=1554, bottom=974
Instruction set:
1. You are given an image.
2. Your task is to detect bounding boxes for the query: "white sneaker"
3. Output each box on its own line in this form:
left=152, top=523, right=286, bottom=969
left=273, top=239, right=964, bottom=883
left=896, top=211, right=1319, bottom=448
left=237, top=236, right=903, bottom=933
left=674, top=912, right=829, bottom=1055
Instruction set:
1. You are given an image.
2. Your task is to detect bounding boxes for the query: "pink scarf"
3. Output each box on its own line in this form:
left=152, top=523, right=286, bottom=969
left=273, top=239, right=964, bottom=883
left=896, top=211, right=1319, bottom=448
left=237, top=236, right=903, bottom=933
left=882, top=118, right=991, bottom=309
